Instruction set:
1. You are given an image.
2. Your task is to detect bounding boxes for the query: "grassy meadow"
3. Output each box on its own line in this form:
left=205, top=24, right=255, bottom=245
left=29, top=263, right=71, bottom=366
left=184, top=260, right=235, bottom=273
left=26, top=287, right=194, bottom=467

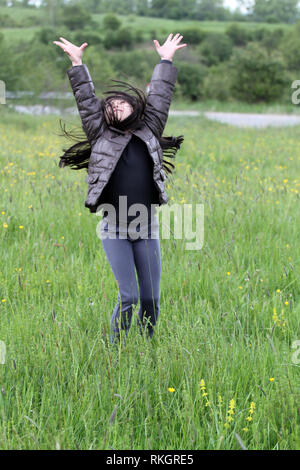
left=0, top=106, right=300, bottom=450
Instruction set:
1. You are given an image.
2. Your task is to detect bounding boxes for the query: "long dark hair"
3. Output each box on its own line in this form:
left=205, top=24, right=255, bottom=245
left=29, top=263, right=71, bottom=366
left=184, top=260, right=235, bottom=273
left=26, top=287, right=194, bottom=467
left=57, top=77, right=184, bottom=178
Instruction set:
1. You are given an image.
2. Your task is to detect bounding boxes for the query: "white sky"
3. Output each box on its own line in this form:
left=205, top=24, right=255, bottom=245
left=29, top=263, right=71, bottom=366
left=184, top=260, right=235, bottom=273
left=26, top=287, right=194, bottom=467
left=223, top=0, right=248, bottom=12
left=16, top=0, right=250, bottom=14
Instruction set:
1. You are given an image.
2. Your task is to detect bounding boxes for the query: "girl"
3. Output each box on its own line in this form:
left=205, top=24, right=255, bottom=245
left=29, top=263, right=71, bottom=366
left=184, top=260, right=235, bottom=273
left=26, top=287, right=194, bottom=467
left=53, top=33, right=186, bottom=345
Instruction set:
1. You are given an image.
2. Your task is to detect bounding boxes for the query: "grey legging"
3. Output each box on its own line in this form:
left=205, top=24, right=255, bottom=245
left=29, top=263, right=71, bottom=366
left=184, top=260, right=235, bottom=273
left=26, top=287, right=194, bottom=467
left=101, top=223, right=161, bottom=344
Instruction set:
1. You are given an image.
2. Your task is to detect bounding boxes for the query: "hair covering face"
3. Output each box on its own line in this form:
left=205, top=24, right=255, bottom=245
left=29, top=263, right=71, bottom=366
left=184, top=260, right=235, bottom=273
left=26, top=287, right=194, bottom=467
left=100, top=79, right=147, bottom=133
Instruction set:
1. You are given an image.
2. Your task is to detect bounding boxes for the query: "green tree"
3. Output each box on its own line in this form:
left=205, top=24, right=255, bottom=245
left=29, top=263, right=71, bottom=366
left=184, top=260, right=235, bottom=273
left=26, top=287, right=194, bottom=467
left=229, top=42, right=287, bottom=102
left=103, top=27, right=134, bottom=50
left=108, top=49, right=155, bottom=84
left=198, top=33, right=233, bottom=66
left=194, top=0, right=231, bottom=21
left=260, top=28, right=284, bottom=52
left=102, top=13, right=122, bottom=30
left=203, top=62, right=231, bottom=101
left=61, top=4, right=94, bottom=31
left=83, top=0, right=104, bottom=13
left=179, top=28, right=207, bottom=45
left=226, top=23, right=250, bottom=46
left=177, top=62, right=207, bottom=101
left=40, top=0, right=65, bottom=28
left=280, top=20, right=300, bottom=70
left=149, top=0, right=182, bottom=19
left=240, top=0, right=300, bottom=23
left=136, top=0, right=150, bottom=16
left=34, top=27, right=57, bottom=46
left=0, top=13, right=18, bottom=27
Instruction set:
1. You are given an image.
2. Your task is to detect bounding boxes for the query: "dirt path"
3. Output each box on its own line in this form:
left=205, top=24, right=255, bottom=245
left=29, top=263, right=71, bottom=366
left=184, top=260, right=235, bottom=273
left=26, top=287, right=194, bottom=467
left=8, top=104, right=300, bottom=127
left=169, top=110, right=300, bottom=128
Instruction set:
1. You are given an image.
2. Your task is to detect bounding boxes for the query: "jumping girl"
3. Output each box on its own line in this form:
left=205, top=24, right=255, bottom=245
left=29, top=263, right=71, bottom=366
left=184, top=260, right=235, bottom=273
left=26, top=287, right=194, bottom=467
left=53, top=33, right=186, bottom=344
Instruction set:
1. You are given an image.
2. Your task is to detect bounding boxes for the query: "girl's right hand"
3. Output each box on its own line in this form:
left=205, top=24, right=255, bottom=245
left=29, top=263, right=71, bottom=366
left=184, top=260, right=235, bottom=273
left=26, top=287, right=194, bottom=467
left=53, top=37, right=88, bottom=65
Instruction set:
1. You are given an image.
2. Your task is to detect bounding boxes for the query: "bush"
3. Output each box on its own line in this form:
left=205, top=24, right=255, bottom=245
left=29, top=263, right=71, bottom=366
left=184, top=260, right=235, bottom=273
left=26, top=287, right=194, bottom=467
left=22, top=15, right=45, bottom=28
left=73, top=31, right=103, bottom=46
left=179, top=28, right=207, bottom=45
left=229, top=42, right=288, bottom=103
left=280, top=23, right=300, bottom=70
left=61, top=4, right=93, bottom=31
left=149, top=29, right=157, bottom=40
left=176, top=62, right=207, bottom=101
left=134, top=29, right=145, bottom=43
left=103, top=27, right=134, bottom=50
left=102, top=13, right=122, bottom=31
left=198, top=32, right=233, bottom=66
left=0, top=40, right=19, bottom=90
left=225, top=23, right=250, bottom=46
left=248, top=27, right=268, bottom=42
left=34, top=27, right=57, bottom=46
left=261, top=28, right=284, bottom=52
left=0, top=13, right=18, bottom=28
left=203, top=63, right=231, bottom=101
left=107, top=50, right=155, bottom=83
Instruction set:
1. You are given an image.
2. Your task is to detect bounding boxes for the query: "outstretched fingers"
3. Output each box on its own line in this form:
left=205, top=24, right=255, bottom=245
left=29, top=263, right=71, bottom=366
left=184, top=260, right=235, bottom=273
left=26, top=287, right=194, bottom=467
left=172, top=33, right=181, bottom=42
left=59, top=36, right=72, bottom=45
left=53, top=40, right=66, bottom=51
left=153, top=32, right=187, bottom=55
left=174, top=34, right=183, bottom=43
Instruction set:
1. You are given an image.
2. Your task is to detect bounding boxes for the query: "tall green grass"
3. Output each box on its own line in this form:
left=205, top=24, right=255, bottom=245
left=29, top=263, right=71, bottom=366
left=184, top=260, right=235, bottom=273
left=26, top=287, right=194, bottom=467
left=0, top=108, right=299, bottom=449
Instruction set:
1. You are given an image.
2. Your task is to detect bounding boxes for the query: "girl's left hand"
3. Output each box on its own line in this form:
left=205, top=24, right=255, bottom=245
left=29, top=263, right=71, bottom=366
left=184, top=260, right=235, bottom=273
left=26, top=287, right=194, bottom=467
left=153, top=33, right=187, bottom=61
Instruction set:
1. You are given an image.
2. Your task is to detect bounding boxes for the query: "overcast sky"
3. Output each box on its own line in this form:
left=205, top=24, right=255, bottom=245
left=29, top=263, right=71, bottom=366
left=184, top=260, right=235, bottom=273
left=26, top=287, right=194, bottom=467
left=22, top=0, right=250, bottom=14
left=223, top=0, right=248, bottom=12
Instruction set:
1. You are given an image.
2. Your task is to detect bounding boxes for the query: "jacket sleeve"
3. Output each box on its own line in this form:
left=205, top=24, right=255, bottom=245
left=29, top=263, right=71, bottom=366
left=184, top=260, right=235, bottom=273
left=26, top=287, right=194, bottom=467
left=66, top=64, right=104, bottom=145
left=144, top=61, right=178, bottom=138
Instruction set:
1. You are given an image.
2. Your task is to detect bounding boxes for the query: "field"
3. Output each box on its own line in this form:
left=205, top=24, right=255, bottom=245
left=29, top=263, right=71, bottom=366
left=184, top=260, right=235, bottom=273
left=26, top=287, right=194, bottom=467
left=0, top=106, right=299, bottom=450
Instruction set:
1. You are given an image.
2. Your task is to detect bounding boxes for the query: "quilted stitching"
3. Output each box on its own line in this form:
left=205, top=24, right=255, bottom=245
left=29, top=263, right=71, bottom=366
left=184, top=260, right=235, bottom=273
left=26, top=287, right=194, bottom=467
left=67, top=62, right=177, bottom=213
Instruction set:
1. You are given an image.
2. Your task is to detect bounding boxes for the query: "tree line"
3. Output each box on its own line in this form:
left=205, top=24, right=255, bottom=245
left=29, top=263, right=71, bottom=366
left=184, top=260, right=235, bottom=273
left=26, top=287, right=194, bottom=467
left=2, top=10, right=300, bottom=104
left=1, top=0, right=300, bottom=24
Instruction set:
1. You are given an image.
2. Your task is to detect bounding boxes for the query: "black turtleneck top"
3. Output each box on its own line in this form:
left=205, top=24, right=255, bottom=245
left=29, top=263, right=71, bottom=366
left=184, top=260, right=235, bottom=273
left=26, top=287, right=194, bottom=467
left=99, top=133, right=160, bottom=224
left=98, top=59, right=172, bottom=224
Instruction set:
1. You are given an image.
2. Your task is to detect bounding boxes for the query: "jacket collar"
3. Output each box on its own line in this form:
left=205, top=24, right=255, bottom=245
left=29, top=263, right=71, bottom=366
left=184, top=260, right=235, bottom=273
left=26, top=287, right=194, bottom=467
left=108, top=125, right=133, bottom=137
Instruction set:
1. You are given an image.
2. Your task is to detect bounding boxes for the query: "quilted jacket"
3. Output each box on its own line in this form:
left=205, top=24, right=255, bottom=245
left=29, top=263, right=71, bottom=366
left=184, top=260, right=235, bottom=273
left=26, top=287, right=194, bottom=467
left=66, top=60, right=178, bottom=213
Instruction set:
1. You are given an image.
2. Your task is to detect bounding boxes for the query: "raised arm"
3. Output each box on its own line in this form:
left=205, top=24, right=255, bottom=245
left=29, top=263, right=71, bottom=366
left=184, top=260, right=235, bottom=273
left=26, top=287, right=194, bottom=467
left=53, top=37, right=104, bottom=145
left=144, top=33, right=187, bottom=138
